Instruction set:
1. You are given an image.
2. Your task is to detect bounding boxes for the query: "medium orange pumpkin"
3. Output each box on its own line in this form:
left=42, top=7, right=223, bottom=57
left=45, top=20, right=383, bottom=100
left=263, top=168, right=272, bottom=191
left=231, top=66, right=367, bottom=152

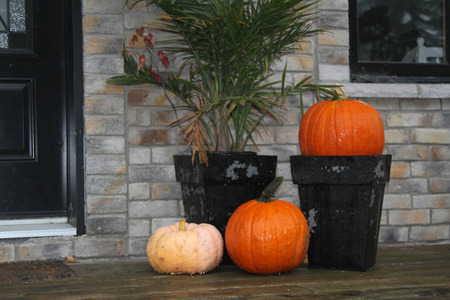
left=299, top=99, right=385, bottom=156
left=225, top=176, right=310, bottom=275
left=147, top=220, right=223, bottom=275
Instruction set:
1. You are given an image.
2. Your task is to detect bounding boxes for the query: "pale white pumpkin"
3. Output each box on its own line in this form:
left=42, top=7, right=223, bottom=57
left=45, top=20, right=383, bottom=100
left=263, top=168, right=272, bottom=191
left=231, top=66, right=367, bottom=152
left=146, top=220, right=223, bottom=274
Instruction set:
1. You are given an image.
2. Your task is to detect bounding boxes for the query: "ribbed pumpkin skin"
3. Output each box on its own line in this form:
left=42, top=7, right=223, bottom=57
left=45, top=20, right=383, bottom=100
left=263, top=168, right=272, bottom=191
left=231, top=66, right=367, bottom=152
left=299, top=99, right=385, bottom=156
left=225, top=199, right=310, bottom=275
left=147, top=221, right=223, bottom=275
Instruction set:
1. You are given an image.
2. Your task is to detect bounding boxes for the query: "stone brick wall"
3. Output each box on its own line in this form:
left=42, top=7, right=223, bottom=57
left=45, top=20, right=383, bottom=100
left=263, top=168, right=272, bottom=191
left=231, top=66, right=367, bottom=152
left=0, top=0, right=448, bottom=263
left=317, top=0, right=450, bottom=245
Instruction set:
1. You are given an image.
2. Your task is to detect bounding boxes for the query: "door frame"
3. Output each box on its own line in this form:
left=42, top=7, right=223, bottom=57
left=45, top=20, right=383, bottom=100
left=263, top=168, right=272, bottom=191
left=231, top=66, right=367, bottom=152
left=65, top=0, right=85, bottom=235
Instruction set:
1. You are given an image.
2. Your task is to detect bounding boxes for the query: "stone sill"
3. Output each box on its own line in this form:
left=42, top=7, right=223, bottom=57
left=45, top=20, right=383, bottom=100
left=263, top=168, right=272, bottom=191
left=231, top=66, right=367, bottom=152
left=318, top=82, right=450, bottom=99
left=0, top=218, right=76, bottom=239
left=340, top=82, right=450, bottom=99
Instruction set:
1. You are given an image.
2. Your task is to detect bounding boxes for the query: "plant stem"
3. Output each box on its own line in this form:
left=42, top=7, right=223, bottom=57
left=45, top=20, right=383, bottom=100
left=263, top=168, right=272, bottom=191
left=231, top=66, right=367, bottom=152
left=257, top=176, right=283, bottom=203
left=179, top=220, right=187, bottom=231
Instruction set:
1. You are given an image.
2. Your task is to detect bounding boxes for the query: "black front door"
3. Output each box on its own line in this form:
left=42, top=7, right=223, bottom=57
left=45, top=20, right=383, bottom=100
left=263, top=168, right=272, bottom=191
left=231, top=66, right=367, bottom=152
left=0, top=0, right=70, bottom=219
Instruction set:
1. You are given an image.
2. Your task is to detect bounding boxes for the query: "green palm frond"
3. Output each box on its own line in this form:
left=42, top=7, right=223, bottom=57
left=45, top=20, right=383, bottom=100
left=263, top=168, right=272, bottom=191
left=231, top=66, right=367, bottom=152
left=111, top=0, right=327, bottom=164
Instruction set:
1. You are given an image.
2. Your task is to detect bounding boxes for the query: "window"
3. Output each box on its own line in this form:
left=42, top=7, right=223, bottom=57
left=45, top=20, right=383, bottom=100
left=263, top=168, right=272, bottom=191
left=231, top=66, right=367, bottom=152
left=0, top=0, right=33, bottom=53
left=349, top=0, right=450, bottom=82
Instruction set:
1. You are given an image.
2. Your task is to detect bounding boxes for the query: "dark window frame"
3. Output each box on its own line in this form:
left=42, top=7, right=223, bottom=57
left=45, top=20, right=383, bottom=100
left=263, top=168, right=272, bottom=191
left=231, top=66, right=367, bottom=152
left=349, top=0, right=450, bottom=83
left=66, top=0, right=85, bottom=235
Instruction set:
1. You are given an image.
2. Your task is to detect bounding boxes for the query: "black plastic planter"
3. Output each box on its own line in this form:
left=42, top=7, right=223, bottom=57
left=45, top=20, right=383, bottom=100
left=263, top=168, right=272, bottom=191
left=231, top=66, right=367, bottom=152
left=290, top=155, right=392, bottom=271
left=174, top=151, right=277, bottom=264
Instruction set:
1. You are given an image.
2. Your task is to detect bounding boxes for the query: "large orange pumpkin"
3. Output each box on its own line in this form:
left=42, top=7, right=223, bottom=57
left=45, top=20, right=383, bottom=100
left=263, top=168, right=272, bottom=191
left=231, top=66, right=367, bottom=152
left=299, top=99, right=385, bottom=156
left=225, top=176, right=310, bottom=275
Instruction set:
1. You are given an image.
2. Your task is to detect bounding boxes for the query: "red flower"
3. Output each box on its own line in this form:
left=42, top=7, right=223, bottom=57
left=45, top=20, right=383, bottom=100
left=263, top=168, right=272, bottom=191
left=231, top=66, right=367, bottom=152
left=158, top=51, right=169, bottom=69
left=130, top=35, right=138, bottom=46
left=144, top=33, right=154, bottom=49
left=138, top=54, right=146, bottom=69
left=148, top=69, right=162, bottom=83
left=136, top=27, right=145, bottom=36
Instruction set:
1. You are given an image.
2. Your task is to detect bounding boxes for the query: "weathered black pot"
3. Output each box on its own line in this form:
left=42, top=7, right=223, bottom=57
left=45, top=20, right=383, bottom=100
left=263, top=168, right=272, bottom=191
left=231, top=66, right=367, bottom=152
left=290, top=155, right=392, bottom=271
left=174, top=151, right=277, bottom=264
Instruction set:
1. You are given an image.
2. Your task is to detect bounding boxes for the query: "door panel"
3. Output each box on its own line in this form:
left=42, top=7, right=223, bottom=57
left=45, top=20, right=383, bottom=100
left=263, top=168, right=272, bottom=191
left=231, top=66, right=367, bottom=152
left=0, top=0, right=68, bottom=219
left=0, top=79, right=34, bottom=160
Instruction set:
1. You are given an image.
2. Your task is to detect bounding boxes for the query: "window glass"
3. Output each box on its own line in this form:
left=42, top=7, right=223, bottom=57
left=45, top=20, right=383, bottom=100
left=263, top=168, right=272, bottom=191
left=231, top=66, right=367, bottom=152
left=350, top=0, right=450, bottom=82
left=357, top=0, right=445, bottom=64
left=0, top=0, right=29, bottom=51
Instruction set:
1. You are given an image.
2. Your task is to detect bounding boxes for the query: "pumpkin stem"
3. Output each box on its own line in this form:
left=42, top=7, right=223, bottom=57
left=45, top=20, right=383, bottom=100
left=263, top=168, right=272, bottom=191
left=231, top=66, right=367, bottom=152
left=179, top=220, right=187, bottom=231
left=257, top=176, right=283, bottom=203
left=331, top=84, right=346, bottom=100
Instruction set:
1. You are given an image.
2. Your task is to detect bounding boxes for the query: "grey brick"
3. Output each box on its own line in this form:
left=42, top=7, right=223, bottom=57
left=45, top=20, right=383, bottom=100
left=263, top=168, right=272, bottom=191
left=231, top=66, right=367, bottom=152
left=257, top=145, right=298, bottom=162
left=86, top=137, right=125, bottom=154
left=129, top=183, right=150, bottom=200
left=384, top=129, right=409, bottom=144
left=129, top=220, right=151, bottom=237
left=383, top=194, right=412, bottom=209
left=128, top=108, right=151, bottom=126
left=432, top=146, right=450, bottom=160
left=319, top=0, right=348, bottom=10
left=386, top=179, right=428, bottom=194
left=84, top=56, right=123, bottom=74
left=388, top=145, right=429, bottom=161
left=128, top=128, right=176, bottom=146
left=410, top=225, right=450, bottom=241
left=84, top=36, right=123, bottom=54
left=152, top=183, right=182, bottom=200
left=74, top=237, right=126, bottom=258
left=128, top=238, right=149, bottom=256
left=344, top=84, right=418, bottom=98
left=86, top=155, right=126, bottom=174
left=413, top=194, right=450, bottom=208
left=276, top=162, right=293, bottom=181
left=387, top=112, right=428, bottom=127
left=276, top=128, right=299, bottom=144
left=318, top=12, right=349, bottom=29
left=443, top=98, right=450, bottom=110
left=0, top=244, right=15, bottom=262
left=124, top=11, right=162, bottom=29
left=379, top=226, right=409, bottom=243
left=85, top=96, right=124, bottom=115
left=129, top=200, right=179, bottom=218
left=388, top=209, right=430, bottom=225
left=364, top=98, right=400, bottom=111
left=129, top=166, right=175, bottom=183
left=318, top=63, right=349, bottom=81
left=413, top=128, right=450, bottom=144
left=87, top=195, right=128, bottom=214
left=18, top=242, right=73, bottom=261
left=83, top=15, right=123, bottom=34
left=87, top=215, right=127, bottom=234
left=400, top=99, right=442, bottom=110
left=431, top=113, right=450, bottom=127
left=151, top=146, right=190, bottom=164
left=390, top=162, right=410, bottom=179
left=83, top=0, right=123, bottom=14
left=432, top=209, right=450, bottom=224
left=84, top=75, right=124, bottom=94
left=411, top=162, right=450, bottom=177
left=86, top=116, right=125, bottom=135
left=130, top=148, right=151, bottom=165
left=86, top=176, right=127, bottom=195
left=431, top=178, right=450, bottom=193
left=418, top=84, right=450, bottom=98
left=318, top=47, right=349, bottom=64
left=151, top=218, right=184, bottom=233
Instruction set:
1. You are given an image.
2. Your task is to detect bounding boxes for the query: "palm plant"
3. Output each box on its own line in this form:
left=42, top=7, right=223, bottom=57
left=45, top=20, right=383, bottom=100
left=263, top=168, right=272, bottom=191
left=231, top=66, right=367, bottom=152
left=108, top=0, right=325, bottom=164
